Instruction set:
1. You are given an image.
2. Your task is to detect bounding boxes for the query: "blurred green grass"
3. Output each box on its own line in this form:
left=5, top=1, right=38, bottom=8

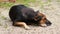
left=0, top=0, right=52, bottom=8
left=0, top=2, right=14, bottom=8
left=0, top=0, right=36, bottom=8
left=0, top=0, right=60, bottom=8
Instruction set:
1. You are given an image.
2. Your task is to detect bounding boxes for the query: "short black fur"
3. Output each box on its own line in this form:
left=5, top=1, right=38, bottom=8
left=9, top=5, right=42, bottom=26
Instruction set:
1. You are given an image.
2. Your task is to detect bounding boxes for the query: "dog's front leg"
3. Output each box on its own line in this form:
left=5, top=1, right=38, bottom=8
left=14, top=22, right=30, bottom=30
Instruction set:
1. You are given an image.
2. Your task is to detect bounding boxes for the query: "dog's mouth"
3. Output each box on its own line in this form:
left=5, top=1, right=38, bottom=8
left=39, top=21, right=52, bottom=27
left=45, top=21, right=52, bottom=26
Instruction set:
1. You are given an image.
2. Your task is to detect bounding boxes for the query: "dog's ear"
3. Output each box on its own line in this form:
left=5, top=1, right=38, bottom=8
left=34, top=16, right=42, bottom=21
left=36, top=10, right=39, bottom=13
left=34, top=10, right=42, bottom=21
left=35, top=10, right=39, bottom=16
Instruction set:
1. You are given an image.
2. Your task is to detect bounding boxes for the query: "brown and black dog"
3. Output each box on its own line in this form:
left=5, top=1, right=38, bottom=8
left=9, top=5, right=52, bottom=29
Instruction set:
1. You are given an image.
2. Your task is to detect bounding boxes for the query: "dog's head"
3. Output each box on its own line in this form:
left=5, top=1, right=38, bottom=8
left=34, top=11, right=52, bottom=27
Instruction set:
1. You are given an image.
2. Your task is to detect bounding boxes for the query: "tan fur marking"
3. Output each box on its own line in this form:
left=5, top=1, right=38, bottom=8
left=14, top=22, right=30, bottom=30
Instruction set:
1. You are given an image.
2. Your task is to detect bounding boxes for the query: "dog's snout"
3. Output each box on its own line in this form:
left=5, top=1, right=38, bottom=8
left=46, top=21, right=52, bottom=26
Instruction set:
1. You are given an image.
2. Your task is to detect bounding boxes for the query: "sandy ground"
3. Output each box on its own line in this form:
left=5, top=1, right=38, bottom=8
left=0, top=0, right=60, bottom=34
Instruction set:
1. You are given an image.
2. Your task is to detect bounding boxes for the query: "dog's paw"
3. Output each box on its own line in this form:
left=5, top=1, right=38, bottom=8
left=25, top=26, right=31, bottom=30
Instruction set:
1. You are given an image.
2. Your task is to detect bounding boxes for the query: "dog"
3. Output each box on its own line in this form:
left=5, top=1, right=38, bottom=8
left=9, top=5, right=52, bottom=29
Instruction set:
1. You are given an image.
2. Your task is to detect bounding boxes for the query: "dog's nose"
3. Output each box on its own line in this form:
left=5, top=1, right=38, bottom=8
left=46, top=21, right=52, bottom=26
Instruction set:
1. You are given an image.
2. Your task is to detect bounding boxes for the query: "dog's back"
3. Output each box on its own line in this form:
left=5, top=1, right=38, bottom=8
left=9, top=5, right=26, bottom=21
left=9, top=5, right=37, bottom=24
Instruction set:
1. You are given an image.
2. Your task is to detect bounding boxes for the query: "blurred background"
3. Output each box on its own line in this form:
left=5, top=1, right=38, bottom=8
left=0, top=0, right=53, bottom=8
